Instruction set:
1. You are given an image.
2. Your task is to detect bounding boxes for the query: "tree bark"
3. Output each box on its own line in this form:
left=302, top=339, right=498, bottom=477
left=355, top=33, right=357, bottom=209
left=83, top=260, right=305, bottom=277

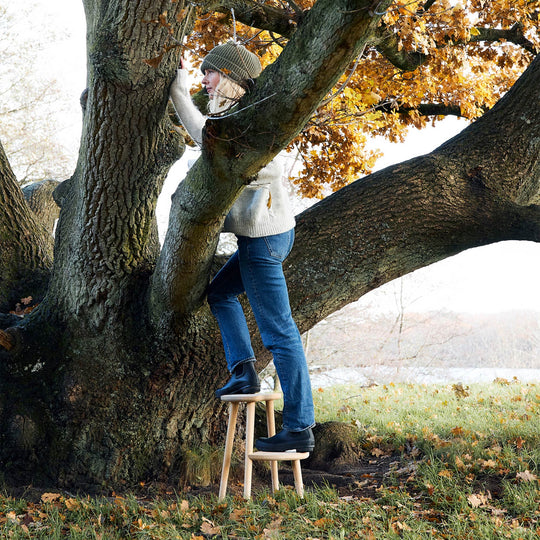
left=0, top=141, right=53, bottom=311
left=22, top=179, right=61, bottom=236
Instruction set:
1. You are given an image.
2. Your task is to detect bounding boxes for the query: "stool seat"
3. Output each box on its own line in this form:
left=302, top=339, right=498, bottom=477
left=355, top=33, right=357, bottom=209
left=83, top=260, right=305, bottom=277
left=248, top=451, right=310, bottom=461
left=218, top=392, right=309, bottom=500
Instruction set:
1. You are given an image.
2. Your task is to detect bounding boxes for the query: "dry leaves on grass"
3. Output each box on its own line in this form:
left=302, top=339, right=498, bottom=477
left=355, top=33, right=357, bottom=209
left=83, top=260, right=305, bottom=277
left=467, top=492, right=492, bottom=508
left=200, top=516, right=221, bottom=535
left=516, top=470, right=538, bottom=482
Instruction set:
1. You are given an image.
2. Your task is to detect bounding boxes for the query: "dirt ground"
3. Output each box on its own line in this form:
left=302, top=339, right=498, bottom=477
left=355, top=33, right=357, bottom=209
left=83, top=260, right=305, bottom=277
left=3, top=420, right=404, bottom=502
left=3, top=451, right=400, bottom=504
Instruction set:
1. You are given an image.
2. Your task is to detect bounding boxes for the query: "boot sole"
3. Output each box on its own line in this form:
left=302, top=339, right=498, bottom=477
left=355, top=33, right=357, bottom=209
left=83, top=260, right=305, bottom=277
left=255, top=443, right=314, bottom=453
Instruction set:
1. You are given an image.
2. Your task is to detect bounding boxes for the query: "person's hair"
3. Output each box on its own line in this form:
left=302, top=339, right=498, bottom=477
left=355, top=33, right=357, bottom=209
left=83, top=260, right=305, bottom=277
left=208, top=74, right=246, bottom=114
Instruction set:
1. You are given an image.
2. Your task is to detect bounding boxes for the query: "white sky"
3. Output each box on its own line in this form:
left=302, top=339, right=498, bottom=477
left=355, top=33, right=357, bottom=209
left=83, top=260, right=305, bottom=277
left=20, top=0, right=540, bottom=315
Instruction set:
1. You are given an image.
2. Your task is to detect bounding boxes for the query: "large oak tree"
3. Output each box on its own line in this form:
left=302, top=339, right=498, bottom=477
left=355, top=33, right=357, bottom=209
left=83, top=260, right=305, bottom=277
left=0, top=0, right=538, bottom=488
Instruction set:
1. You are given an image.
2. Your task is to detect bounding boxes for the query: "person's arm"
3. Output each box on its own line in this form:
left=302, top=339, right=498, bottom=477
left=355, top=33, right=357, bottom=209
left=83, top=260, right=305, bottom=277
left=169, top=68, right=205, bottom=146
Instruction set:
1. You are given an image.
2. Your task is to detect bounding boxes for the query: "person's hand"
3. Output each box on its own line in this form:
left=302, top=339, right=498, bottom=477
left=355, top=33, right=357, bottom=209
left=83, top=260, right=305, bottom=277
left=170, top=66, right=190, bottom=99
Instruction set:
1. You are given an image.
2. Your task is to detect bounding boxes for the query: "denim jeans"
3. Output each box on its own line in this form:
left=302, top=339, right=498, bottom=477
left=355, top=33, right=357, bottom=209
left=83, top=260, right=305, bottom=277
left=207, top=229, right=315, bottom=432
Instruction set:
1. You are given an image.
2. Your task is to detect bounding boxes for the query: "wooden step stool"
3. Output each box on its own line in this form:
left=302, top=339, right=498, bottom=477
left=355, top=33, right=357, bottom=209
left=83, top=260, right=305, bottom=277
left=218, top=392, right=309, bottom=500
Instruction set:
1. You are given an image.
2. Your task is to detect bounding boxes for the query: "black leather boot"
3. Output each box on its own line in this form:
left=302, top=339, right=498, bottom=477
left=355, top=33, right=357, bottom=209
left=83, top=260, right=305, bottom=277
left=255, top=427, right=315, bottom=452
left=215, top=361, right=260, bottom=398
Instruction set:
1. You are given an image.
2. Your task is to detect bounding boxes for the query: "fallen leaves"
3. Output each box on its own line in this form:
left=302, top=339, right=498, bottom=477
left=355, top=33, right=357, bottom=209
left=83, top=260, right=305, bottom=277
left=200, top=516, right=220, bottom=535
left=40, top=493, right=62, bottom=504
left=1, top=381, right=539, bottom=538
left=516, top=470, right=538, bottom=483
left=467, top=492, right=491, bottom=508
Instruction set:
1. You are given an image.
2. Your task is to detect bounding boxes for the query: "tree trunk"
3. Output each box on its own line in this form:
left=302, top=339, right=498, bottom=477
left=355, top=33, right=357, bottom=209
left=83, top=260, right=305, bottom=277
left=0, top=141, right=53, bottom=311
left=0, top=1, right=538, bottom=489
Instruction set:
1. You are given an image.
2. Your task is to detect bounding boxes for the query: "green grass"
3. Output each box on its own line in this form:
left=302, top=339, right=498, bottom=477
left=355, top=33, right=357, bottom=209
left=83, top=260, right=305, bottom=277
left=1, top=380, right=539, bottom=538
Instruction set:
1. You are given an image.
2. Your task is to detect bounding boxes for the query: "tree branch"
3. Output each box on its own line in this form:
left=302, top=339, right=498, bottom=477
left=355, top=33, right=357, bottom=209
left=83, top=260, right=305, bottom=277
left=206, top=0, right=299, bottom=38
left=42, top=0, right=186, bottom=328
left=151, top=0, right=395, bottom=325
left=22, top=179, right=61, bottom=236
left=0, top=140, right=53, bottom=311
left=375, top=101, right=465, bottom=117
left=285, top=55, right=540, bottom=331
left=469, top=24, right=538, bottom=55
left=372, top=25, right=428, bottom=71
left=373, top=21, right=537, bottom=73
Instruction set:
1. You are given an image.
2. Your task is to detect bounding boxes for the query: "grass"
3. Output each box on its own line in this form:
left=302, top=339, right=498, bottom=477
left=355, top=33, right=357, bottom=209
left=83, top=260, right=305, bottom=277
left=1, top=379, right=539, bottom=538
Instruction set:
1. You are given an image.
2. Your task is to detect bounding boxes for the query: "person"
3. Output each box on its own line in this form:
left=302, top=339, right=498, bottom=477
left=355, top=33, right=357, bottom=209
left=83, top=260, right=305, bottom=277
left=169, top=41, right=315, bottom=453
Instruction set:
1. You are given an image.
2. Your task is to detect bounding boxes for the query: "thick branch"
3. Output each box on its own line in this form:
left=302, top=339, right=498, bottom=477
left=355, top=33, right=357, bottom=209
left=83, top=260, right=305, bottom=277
left=0, top=141, right=53, bottom=311
left=469, top=24, right=538, bottom=56
left=151, top=0, right=394, bottom=325
left=22, top=179, right=61, bottom=236
left=288, top=160, right=539, bottom=332
left=44, top=0, right=186, bottom=328
left=373, top=25, right=428, bottom=71
left=285, top=56, right=540, bottom=330
left=210, top=0, right=299, bottom=38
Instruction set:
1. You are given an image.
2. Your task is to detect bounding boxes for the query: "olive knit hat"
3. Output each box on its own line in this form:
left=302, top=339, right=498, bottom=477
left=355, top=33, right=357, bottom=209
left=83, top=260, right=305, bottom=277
left=200, top=41, right=262, bottom=83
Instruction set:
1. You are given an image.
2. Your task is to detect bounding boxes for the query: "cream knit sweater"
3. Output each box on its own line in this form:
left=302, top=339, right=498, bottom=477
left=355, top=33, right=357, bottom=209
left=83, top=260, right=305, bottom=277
left=170, top=69, right=295, bottom=238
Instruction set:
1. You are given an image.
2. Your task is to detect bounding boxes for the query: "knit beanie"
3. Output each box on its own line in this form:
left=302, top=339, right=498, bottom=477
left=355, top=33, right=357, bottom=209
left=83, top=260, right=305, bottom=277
left=200, top=41, right=262, bottom=83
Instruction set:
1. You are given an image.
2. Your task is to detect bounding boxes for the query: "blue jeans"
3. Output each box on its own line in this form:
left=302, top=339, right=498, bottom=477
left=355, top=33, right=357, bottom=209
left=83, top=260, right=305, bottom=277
left=207, top=229, right=315, bottom=432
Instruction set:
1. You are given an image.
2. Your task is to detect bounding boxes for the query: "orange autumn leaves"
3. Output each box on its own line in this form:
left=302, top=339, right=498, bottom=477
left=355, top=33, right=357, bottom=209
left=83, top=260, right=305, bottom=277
left=181, top=0, right=538, bottom=198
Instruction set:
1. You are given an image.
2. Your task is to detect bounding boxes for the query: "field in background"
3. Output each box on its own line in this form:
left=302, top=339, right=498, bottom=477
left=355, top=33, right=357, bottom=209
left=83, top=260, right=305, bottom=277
left=306, top=308, right=540, bottom=370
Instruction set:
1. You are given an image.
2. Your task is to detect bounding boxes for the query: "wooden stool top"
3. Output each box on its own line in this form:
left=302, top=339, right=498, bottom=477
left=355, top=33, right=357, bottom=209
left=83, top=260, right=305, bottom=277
left=220, top=392, right=282, bottom=403
left=249, top=451, right=310, bottom=461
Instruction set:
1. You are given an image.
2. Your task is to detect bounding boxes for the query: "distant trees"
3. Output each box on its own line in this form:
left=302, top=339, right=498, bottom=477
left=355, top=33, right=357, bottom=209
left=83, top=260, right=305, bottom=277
left=306, top=306, right=540, bottom=371
left=0, top=3, right=73, bottom=183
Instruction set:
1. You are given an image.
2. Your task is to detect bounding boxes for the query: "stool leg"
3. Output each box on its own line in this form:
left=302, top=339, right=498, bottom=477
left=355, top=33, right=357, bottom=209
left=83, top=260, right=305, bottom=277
left=218, top=402, right=239, bottom=501
left=292, top=460, right=305, bottom=498
left=244, top=402, right=256, bottom=499
left=265, top=400, right=279, bottom=492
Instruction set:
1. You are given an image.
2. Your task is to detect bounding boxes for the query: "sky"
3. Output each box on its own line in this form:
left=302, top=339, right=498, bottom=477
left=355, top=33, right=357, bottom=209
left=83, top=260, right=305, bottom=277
left=19, top=0, right=540, bottom=316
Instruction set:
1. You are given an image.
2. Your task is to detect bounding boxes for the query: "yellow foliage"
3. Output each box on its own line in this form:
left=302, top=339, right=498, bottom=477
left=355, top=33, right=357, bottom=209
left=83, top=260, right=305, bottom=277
left=180, top=0, right=538, bottom=197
